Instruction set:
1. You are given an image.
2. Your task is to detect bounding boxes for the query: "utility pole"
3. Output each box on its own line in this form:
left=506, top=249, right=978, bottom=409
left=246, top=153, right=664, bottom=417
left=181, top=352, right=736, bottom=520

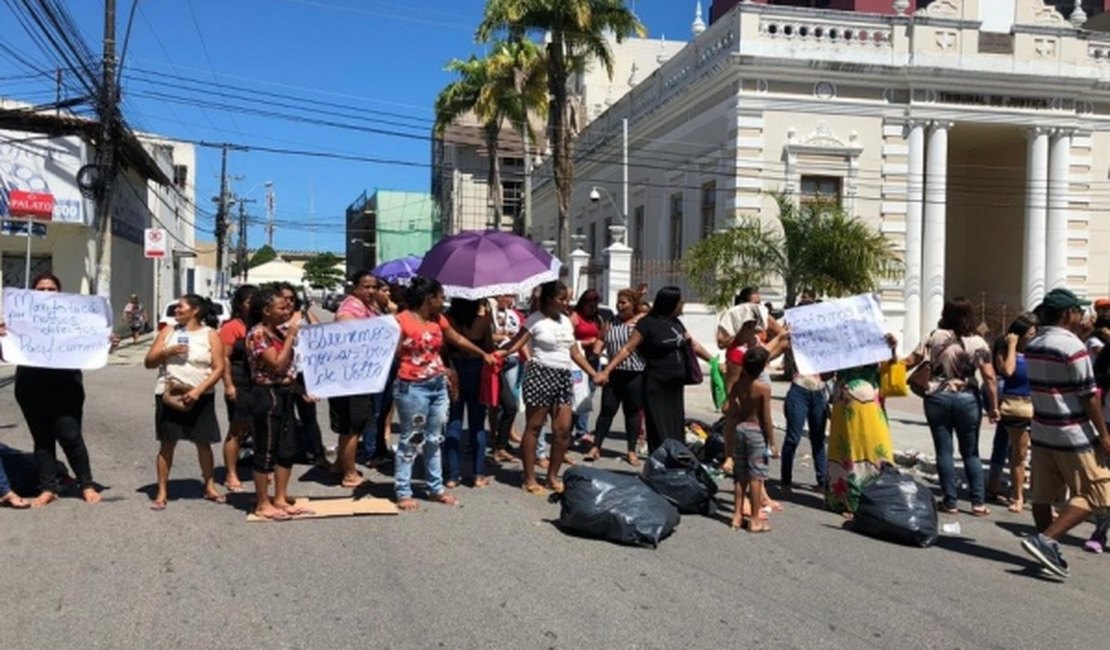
left=214, top=144, right=230, bottom=298
left=91, top=0, right=118, bottom=298
left=265, top=181, right=275, bottom=248
left=236, top=197, right=256, bottom=283
left=523, top=126, right=532, bottom=238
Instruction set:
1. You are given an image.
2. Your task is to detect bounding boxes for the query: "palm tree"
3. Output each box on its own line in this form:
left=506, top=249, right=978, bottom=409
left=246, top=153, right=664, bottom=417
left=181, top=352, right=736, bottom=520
left=478, top=0, right=646, bottom=257
left=434, top=40, right=547, bottom=232
left=684, top=193, right=904, bottom=309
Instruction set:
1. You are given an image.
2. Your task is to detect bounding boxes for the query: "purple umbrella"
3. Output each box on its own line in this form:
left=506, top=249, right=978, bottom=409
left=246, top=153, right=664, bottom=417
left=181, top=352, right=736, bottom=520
left=372, top=255, right=422, bottom=285
left=417, top=230, right=561, bottom=299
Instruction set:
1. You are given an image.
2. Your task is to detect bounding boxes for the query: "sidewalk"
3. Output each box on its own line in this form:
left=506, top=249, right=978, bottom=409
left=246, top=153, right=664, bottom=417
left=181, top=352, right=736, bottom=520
left=108, top=331, right=157, bottom=366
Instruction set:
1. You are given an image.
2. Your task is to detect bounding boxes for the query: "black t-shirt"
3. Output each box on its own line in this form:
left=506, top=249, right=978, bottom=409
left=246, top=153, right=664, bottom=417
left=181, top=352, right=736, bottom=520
left=635, top=315, right=686, bottom=381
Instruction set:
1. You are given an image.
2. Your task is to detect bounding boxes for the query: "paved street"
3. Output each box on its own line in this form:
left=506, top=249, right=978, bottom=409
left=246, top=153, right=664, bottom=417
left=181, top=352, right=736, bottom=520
left=2, top=353, right=1109, bottom=649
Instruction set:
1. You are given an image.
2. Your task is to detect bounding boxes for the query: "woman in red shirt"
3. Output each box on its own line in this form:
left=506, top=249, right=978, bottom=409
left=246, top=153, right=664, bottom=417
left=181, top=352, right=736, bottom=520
left=570, top=289, right=605, bottom=441
left=218, top=284, right=257, bottom=492
left=392, top=278, right=494, bottom=512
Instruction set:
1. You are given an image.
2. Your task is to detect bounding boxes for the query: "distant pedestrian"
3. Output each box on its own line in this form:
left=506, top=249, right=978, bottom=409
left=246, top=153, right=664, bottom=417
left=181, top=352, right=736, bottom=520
left=144, top=295, right=226, bottom=510
left=123, top=293, right=148, bottom=343
left=1020, top=289, right=1110, bottom=578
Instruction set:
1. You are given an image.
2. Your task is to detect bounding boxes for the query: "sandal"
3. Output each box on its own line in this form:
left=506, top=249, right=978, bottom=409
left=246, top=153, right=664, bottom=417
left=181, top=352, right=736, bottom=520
left=149, top=499, right=167, bottom=511
left=396, top=497, right=419, bottom=512
left=429, top=492, right=459, bottom=506
left=521, top=483, right=546, bottom=496
left=970, top=505, right=991, bottom=517
left=473, top=476, right=493, bottom=488
left=0, top=493, right=30, bottom=509
left=937, top=501, right=958, bottom=515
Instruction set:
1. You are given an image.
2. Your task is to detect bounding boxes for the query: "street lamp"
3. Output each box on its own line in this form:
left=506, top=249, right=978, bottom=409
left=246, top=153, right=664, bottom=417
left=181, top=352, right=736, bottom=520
left=589, top=185, right=627, bottom=245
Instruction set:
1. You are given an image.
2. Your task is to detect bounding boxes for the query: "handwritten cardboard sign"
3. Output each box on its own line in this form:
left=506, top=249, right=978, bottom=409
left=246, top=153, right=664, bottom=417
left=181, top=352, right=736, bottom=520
left=296, top=316, right=401, bottom=399
left=1, top=289, right=112, bottom=370
left=783, top=294, right=889, bottom=375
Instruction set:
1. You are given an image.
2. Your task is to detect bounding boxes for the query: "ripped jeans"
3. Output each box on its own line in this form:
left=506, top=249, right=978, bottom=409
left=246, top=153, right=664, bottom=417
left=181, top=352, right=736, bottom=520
left=392, top=375, right=449, bottom=500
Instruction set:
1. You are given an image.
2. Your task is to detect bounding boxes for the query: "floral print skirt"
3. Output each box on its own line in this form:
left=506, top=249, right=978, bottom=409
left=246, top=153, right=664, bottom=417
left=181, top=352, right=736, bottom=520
left=825, top=377, right=895, bottom=514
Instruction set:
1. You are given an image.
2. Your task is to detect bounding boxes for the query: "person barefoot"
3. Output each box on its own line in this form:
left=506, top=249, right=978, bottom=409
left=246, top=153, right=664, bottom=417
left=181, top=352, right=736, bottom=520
left=32, top=490, right=58, bottom=508
left=722, top=348, right=775, bottom=534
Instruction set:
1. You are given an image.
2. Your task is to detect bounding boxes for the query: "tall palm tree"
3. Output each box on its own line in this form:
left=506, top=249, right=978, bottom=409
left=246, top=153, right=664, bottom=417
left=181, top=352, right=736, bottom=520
left=478, top=0, right=646, bottom=257
left=684, top=193, right=904, bottom=309
left=434, top=40, right=546, bottom=232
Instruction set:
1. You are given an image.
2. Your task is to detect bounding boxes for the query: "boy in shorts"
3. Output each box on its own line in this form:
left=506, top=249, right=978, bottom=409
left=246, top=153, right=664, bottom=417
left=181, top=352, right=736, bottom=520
left=721, top=347, right=775, bottom=532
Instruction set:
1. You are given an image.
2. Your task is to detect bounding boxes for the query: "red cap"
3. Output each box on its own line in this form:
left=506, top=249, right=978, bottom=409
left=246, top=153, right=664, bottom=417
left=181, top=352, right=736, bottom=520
left=1095, top=298, right=1110, bottom=310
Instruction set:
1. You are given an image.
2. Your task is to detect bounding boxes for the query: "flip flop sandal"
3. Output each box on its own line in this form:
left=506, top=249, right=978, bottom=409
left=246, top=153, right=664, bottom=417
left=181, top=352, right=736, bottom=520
left=149, top=500, right=167, bottom=511
left=521, top=483, right=546, bottom=496
left=971, top=506, right=991, bottom=517
left=204, top=494, right=227, bottom=504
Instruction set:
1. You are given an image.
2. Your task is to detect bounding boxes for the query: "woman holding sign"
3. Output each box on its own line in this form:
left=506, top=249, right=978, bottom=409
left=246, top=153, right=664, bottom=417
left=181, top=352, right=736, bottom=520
left=1, top=273, right=102, bottom=506
left=144, top=295, right=227, bottom=510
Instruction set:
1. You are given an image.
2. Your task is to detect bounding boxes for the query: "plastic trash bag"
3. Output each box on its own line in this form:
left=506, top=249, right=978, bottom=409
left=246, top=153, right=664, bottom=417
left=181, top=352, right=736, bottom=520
left=554, top=466, right=680, bottom=548
left=710, top=357, right=727, bottom=410
left=640, top=438, right=719, bottom=515
left=852, top=468, right=939, bottom=548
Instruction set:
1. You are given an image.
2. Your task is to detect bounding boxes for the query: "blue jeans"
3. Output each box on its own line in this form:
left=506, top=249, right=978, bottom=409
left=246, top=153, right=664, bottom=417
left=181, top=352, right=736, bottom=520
left=923, top=390, right=985, bottom=508
left=0, top=449, right=12, bottom=496
left=781, top=383, right=829, bottom=487
left=445, top=356, right=488, bottom=483
left=393, top=375, right=449, bottom=499
left=987, top=421, right=1009, bottom=482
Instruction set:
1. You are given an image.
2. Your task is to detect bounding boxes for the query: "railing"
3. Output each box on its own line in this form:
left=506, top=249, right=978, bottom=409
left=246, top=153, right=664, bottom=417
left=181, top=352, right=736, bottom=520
left=758, top=15, right=893, bottom=48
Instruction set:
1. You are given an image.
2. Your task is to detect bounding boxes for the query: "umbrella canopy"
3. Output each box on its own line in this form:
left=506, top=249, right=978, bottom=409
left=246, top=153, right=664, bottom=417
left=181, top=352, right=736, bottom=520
left=416, top=230, right=561, bottom=300
left=372, top=255, right=422, bottom=285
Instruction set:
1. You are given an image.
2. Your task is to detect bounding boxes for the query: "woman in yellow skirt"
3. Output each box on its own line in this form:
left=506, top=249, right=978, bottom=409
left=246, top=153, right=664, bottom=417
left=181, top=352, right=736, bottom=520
left=826, top=335, right=898, bottom=515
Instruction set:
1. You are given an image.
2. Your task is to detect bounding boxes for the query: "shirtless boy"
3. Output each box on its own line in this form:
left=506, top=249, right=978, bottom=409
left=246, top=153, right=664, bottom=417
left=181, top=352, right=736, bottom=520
left=721, top=347, right=775, bottom=532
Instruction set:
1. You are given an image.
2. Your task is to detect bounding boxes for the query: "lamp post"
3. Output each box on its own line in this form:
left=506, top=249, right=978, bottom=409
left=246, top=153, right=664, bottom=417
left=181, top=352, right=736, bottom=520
left=589, top=185, right=626, bottom=245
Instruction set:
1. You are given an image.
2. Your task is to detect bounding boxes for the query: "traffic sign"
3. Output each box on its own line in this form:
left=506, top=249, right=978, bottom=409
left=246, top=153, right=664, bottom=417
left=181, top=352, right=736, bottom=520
left=144, top=228, right=167, bottom=258
left=8, top=190, right=54, bottom=220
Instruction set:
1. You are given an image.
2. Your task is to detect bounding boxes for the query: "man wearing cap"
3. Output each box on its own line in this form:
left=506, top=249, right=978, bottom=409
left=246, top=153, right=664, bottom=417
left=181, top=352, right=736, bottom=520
left=1085, top=297, right=1110, bottom=356
left=1020, top=288, right=1110, bottom=578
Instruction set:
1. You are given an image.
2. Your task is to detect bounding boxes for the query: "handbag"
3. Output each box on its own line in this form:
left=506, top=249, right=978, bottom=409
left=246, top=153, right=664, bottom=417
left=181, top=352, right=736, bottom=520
left=880, top=361, right=909, bottom=398
left=908, top=334, right=964, bottom=398
left=999, top=395, right=1033, bottom=422
left=161, top=377, right=195, bottom=412
left=683, top=341, right=704, bottom=386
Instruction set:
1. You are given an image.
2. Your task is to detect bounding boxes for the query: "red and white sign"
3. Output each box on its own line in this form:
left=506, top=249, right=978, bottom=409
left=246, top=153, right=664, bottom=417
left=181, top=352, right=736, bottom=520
left=8, top=190, right=55, bottom=220
left=144, top=228, right=167, bottom=259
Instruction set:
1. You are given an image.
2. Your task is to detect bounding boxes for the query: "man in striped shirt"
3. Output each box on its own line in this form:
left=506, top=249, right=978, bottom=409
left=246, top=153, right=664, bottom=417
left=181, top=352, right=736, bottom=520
left=1021, top=288, right=1110, bottom=578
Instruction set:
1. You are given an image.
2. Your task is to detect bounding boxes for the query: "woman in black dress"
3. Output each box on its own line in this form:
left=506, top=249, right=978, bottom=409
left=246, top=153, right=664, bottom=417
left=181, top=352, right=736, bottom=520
left=599, top=286, right=712, bottom=453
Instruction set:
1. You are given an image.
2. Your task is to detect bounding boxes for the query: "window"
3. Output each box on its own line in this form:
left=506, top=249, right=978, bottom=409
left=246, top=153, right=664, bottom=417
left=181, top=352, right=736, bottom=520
left=669, top=192, right=683, bottom=261
left=700, top=181, right=716, bottom=240
left=172, top=164, right=188, bottom=190
left=633, top=205, right=645, bottom=263
left=502, top=180, right=522, bottom=223
left=800, top=175, right=842, bottom=205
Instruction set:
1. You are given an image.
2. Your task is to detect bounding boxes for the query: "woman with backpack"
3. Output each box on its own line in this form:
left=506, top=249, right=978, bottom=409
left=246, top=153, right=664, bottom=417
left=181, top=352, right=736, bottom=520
left=904, top=298, right=1000, bottom=516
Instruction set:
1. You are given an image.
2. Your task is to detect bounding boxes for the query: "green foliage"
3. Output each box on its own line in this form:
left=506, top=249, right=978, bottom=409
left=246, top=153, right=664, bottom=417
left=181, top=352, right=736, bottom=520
left=249, top=245, right=277, bottom=268
left=683, top=193, right=903, bottom=310
left=301, top=252, right=345, bottom=291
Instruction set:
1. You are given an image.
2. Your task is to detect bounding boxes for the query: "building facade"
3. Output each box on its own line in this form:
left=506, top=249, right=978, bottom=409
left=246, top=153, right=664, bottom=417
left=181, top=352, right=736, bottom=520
left=530, top=0, right=1110, bottom=350
left=345, top=189, right=437, bottom=277
left=710, top=0, right=1110, bottom=23
left=1, top=107, right=196, bottom=333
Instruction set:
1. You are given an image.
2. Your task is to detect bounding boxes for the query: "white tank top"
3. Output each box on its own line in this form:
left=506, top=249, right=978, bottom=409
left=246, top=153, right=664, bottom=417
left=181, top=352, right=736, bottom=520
left=155, top=326, right=215, bottom=395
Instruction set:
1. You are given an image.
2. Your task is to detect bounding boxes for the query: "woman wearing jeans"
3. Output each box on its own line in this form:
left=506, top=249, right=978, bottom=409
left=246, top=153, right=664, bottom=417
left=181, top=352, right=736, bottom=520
left=905, top=298, right=1000, bottom=516
left=587, top=289, right=644, bottom=465
left=392, top=278, right=494, bottom=511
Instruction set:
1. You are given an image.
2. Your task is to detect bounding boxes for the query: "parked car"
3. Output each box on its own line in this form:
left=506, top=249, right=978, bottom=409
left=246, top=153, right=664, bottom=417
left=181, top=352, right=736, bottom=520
left=157, top=298, right=232, bottom=333
left=323, top=292, right=345, bottom=313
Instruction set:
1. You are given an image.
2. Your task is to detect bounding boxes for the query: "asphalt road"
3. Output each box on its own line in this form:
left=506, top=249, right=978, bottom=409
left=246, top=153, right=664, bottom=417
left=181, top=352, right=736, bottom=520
left=2, top=357, right=1108, bottom=649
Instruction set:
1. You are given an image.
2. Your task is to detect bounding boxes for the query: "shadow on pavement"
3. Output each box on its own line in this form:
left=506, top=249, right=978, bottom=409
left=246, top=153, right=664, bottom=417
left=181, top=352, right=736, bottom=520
left=933, top=535, right=1056, bottom=581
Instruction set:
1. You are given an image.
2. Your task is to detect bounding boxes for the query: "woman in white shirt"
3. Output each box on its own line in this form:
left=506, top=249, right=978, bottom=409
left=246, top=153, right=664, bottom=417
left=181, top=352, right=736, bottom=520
left=500, top=282, right=604, bottom=495
left=144, top=295, right=227, bottom=510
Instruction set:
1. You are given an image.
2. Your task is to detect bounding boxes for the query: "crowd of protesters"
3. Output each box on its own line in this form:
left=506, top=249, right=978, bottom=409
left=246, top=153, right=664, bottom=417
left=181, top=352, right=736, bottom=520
left=2, top=272, right=1108, bottom=579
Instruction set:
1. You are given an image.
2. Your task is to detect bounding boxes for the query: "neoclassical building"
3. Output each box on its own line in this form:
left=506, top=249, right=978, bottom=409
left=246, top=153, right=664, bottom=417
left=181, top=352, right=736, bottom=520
left=529, top=0, right=1110, bottom=348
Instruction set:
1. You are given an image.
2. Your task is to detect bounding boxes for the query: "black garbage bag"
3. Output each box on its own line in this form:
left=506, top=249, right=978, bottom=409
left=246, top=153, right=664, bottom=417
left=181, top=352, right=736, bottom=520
left=641, top=438, right=719, bottom=515
left=700, top=419, right=727, bottom=466
left=852, top=468, right=938, bottom=548
left=554, top=466, right=680, bottom=548
left=0, top=443, right=69, bottom=495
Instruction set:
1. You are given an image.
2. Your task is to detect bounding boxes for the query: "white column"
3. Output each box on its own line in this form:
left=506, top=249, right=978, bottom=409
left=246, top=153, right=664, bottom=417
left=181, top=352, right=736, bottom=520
left=922, top=121, right=950, bottom=335
left=568, top=247, right=590, bottom=300
left=1046, top=129, right=1072, bottom=291
left=903, top=121, right=925, bottom=350
left=605, top=225, right=633, bottom=309
left=1023, top=127, right=1049, bottom=309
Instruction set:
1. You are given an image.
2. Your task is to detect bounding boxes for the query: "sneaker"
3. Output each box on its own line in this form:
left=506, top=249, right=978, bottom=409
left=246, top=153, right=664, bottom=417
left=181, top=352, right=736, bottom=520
left=1083, top=539, right=1104, bottom=554
left=1021, top=534, right=1070, bottom=578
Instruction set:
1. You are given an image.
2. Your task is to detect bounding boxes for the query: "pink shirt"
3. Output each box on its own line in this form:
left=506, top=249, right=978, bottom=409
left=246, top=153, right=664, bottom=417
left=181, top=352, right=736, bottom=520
left=336, top=295, right=375, bottom=320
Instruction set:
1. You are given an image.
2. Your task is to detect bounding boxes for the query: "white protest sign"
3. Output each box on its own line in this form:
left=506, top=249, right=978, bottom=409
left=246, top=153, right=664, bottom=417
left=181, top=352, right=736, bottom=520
left=296, top=316, right=401, bottom=398
left=783, top=294, right=889, bottom=375
left=1, top=289, right=112, bottom=370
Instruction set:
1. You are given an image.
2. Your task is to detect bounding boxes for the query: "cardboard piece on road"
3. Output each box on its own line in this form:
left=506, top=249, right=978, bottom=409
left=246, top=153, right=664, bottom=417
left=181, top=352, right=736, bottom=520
left=246, top=497, right=397, bottom=522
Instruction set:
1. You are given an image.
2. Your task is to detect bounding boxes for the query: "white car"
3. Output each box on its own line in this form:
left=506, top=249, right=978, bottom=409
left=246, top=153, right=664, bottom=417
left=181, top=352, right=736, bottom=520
left=157, top=298, right=232, bottom=333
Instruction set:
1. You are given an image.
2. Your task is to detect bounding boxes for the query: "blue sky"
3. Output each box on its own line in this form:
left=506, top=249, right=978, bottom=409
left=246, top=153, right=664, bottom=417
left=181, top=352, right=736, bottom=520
left=0, top=0, right=702, bottom=254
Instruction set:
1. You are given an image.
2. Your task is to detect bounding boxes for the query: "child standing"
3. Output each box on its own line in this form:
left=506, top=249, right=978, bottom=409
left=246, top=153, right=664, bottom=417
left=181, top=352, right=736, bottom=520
left=722, top=347, right=775, bottom=532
